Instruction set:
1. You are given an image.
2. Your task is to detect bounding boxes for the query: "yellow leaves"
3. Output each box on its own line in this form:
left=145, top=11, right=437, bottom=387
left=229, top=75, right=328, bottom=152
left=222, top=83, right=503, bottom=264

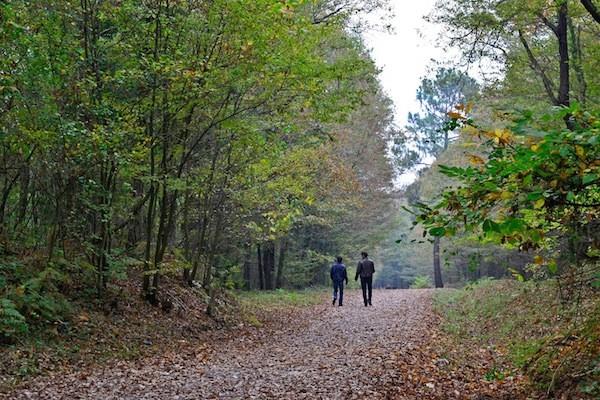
left=488, top=129, right=514, bottom=146
left=78, top=312, right=90, bottom=322
left=467, top=154, right=485, bottom=166
left=241, top=41, right=254, bottom=56
left=455, top=102, right=473, bottom=113
left=500, top=191, right=513, bottom=200
left=280, top=5, right=294, bottom=16
left=485, top=192, right=501, bottom=201
left=447, top=111, right=463, bottom=120
left=14, top=286, right=25, bottom=297
left=533, top=198, right=545, bottom=209
left=530, top=144, right=539, bottom=152
left=448, top=103, right=473, bottom=121
left=575, top=145, right=585, bottom=158
left=534, top=255, right=544, bottom=265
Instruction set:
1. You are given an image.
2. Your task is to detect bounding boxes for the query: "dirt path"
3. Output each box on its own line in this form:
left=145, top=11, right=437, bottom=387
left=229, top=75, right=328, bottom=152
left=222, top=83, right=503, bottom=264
left=8, top=290, right=525, bottom=400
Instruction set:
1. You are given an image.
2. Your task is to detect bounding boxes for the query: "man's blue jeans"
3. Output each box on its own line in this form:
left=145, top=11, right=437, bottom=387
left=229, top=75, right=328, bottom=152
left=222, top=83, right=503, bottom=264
left=332, top=281, right=344, bottom=306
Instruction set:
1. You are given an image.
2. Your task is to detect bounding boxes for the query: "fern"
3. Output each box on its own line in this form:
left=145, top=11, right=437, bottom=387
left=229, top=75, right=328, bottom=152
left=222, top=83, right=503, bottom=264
left=0, top=298, right=29, bottom=339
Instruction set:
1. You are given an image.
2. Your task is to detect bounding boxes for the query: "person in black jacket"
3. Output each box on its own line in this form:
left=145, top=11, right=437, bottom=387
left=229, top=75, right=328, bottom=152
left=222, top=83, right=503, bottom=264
left=330, top=256, right=348, bottom=306
left=355, top=252, right=375, bottom=306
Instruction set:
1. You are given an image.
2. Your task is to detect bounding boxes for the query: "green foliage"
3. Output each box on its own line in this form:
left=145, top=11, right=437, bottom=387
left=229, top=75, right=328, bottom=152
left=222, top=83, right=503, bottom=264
left=435, top=279, right=600, bottom=396
left=414, top=107, right=600, bottom=284
left=0, top=299, right=28, bottom=341
left=411, top=275, right=432, bottom=289
left=1, top=260, right=72, bottom=340
left=0, top=0, right=395, bottom=342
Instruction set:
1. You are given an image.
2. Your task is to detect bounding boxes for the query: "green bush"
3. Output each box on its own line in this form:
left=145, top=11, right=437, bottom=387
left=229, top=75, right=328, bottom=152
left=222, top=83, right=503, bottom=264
left=1, top=260, right=72, bottom=342
left=0, top=298, right=28, bottom=341
left=411, top=275, right=432, bottom=289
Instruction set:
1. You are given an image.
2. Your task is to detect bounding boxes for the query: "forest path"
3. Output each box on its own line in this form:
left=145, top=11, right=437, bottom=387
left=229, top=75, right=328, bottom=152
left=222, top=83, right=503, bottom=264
left=10, top=290, right=525, bottom=399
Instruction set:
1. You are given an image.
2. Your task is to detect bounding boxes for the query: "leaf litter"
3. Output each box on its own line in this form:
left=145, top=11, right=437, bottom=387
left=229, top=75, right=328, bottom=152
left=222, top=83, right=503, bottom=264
left=6, top=289, right=528, bottom=399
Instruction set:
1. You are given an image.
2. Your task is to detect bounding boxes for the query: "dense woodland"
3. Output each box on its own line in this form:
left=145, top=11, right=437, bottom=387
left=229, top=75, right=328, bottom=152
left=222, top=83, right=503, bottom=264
left=1, top=0, right=397, bottom=333
left=1, top=0, right=599, bottom=397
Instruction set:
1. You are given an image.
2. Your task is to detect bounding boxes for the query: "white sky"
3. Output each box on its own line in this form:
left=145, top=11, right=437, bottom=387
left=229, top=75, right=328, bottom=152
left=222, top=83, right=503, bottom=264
left=361, top=0, right=450, bottom=186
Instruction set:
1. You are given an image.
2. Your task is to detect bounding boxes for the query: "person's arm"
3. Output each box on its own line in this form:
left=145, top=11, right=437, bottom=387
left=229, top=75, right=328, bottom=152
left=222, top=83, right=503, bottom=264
left=344, top=267, right=348, bottom=285
left=355, top=261, right=361, bottom=281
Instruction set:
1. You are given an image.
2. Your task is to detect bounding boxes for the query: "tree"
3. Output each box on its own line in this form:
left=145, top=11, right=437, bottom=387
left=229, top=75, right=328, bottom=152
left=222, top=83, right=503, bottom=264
left=393, top=67, right=478, bottom=288
left=414, top=106, right=600, bottom=296
left=395, top=67, right=479, bottom=172
left=430, top=0, right=600, bottom=127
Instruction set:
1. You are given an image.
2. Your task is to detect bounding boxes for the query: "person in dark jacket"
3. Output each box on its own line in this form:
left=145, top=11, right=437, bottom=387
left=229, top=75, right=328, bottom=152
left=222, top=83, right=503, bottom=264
left=330, top=256, right=348, bottom=306
left=355, top=252, right=375, bottom=306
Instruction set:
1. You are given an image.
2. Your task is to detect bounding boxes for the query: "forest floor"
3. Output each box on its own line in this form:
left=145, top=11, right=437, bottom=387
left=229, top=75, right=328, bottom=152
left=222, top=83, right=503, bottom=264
left=4, top=289, right=531, bottom=400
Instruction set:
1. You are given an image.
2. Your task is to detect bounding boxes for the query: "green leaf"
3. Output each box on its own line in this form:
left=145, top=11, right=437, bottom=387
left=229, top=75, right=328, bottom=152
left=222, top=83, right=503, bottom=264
left=482, top=219, right=500, bottom=233
left=508, top=268, right=525, bottom=282
left=501, top=218, right=526, bottom=234
left=582, top=174, right=598, bottom=185
left=429, top=227, right=446, bottom=237
left=547, top=261, right=558, bottom=275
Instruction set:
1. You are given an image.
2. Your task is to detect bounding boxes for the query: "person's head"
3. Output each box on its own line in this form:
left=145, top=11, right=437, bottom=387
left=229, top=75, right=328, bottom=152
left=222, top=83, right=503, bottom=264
left=336, top=256, right=343, bottom=263
left=361, top=251, right=368, bottom=259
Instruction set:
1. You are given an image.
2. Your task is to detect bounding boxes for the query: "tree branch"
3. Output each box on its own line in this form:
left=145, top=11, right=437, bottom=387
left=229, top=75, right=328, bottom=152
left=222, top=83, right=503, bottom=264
left=517, top=30, right=559, bottom=105
left=538, top=12, right=559, bottom=36
left=580, top=0, right=600, bottom=23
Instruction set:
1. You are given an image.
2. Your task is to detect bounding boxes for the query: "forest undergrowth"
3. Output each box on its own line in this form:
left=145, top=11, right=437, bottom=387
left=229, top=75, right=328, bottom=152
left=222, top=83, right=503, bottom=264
left=435, top=279, right=600, bottom=399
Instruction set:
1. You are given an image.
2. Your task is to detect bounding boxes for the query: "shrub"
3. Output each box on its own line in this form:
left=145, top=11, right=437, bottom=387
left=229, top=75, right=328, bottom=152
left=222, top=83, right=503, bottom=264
left=0, top=298, right=28, bottom=342
left=411, top=275, right=432, bottom=289
left=1, top=260, right=72, bottom=342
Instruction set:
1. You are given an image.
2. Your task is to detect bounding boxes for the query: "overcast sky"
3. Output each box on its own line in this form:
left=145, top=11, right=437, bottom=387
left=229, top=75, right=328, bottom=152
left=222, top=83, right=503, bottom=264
left=362, top=0, right=445, bottom=127
left=361, top=0, right=448, bottom=186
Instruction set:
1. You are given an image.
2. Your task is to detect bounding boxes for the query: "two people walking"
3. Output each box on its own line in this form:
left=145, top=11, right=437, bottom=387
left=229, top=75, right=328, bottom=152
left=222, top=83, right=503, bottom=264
left=330, top=252, right=375, bottom=307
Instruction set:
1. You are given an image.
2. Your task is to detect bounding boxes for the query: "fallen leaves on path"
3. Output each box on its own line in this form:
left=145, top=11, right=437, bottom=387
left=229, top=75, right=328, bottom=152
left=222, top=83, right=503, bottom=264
left=6, top=290, right=528, bottom=399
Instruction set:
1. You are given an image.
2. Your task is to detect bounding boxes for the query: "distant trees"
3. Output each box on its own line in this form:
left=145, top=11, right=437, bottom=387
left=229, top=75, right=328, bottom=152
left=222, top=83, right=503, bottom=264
left=394, top=67, right=479, bottom=288
left=394, top=67, right=479, bottom=172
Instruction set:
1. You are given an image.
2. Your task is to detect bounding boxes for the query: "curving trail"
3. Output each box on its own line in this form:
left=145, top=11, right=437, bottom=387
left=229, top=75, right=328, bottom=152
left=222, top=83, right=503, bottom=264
left=8, top=290, right=525, bottom=400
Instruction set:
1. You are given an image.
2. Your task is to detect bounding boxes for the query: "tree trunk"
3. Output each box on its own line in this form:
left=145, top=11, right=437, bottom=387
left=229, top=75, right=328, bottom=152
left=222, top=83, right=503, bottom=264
left=568, top=17, right=586, bottom=106
left=557, top=3, right=570, bottom=109
left=275, top=239, right=286, bottom=289
left=262, top=241, right=275, bottom=290
left=433, top=237, right=444, bottom=288
left=257, top=244, right=264, bottom=290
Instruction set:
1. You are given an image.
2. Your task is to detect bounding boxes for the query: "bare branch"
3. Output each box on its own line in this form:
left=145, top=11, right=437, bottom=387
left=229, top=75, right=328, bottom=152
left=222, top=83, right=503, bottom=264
left=517, top=30, right=559, bottom=105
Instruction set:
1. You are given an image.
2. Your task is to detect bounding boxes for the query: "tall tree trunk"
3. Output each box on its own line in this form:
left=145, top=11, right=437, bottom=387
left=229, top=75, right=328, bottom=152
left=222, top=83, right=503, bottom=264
left=14, top=163, right=30, bottom=231
left=142, top=0, right=162, bottom=297
left=262, top=241, right=275, bottom=290
left=568, top=17, right=587, bottom=106
left=275, top=239, right=286, bottom=289
left=557, top=3, right=570, bottom=109
left=433, top=237, right=444, bottom=288
left=182, top=189, right=191, bottom=282
left=257, top=244, right=264, bottom=290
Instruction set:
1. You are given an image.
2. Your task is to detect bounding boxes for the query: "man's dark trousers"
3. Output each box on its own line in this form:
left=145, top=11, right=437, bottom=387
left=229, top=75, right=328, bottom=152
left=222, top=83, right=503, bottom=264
left=333, top=280, right=344, bottom=306
left=360, top=276, right=372, bottom=306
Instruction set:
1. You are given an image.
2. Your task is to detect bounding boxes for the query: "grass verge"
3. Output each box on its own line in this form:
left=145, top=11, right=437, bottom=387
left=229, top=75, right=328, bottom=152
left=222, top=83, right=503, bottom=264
left=236, top=288, right=328, bottom=326
left=434, top=278, right=600, bottom=398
